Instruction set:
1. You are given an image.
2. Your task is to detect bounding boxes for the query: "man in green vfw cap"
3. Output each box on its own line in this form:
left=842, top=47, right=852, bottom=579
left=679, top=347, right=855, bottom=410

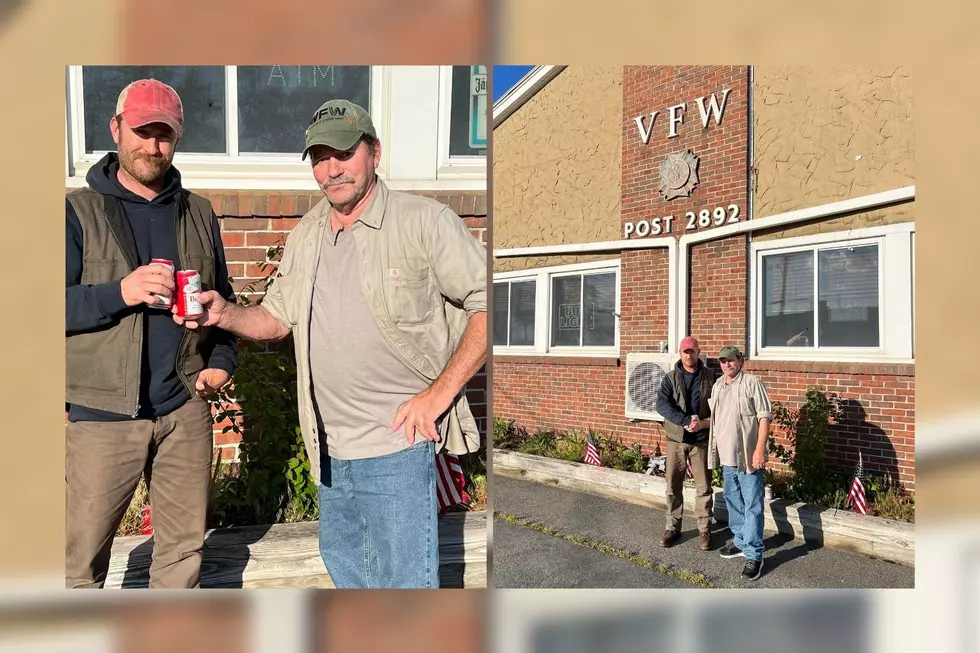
left=707, top=345, right=773, bottom=581
left=172, top=99, right=487, bottom=589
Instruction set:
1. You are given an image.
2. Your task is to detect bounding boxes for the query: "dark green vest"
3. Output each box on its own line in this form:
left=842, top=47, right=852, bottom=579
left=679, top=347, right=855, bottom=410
left=663, top=364, right=715, bottom=443
left=66, top=187, right=216, bottom=416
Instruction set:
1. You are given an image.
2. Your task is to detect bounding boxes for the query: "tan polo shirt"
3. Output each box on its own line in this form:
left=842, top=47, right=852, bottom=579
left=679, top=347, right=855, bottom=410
left=309, top=222, right=429, bottom=460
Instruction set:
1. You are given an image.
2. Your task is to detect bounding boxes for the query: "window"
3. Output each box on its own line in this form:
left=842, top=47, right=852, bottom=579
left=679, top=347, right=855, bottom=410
left=449, top=65, right=486, bottom=157
left=752, top=223, right=914, bottom=362
left=74, top=65, right=371, bottom=156
left=236, top=66, right=370, bottom=154
left=81, top=66, right=227, bottom=154
left=761, top=245, right=879, bottom=348
left=551, top=271, right=617, bottom=348
left=493, top=260, right=620, bottom=356
left=493, top=280, right=536, bottom=347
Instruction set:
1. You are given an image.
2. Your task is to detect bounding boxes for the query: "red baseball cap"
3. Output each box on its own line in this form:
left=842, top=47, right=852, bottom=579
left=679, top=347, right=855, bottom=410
left=115, top=79, right=184, bottom=139
left=679, top=336, right=699, bottom=352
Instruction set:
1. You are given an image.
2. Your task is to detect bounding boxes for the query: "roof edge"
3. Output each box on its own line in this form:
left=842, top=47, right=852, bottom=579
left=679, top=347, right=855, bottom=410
left=492, top=65, right=567, bottom=129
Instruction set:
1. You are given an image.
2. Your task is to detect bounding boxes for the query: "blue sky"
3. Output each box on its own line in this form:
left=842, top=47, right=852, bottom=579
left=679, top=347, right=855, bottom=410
left=493, top=65, right=534, bottom=102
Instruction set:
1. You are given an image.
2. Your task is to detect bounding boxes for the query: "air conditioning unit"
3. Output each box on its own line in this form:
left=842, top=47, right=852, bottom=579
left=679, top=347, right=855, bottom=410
left=625, top=352, right=707, bottom=421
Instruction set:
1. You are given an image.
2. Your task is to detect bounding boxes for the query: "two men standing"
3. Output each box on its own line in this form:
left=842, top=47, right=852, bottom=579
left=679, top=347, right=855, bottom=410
left=66, top=82, right=486, bottom=589
left=657, top=338, right=773, bottom=581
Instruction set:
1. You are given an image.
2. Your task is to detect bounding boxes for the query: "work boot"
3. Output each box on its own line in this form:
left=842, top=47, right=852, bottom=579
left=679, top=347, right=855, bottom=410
left=698, top=531, right=712, bottom=551
left=660, top=530, right=680, bottom=548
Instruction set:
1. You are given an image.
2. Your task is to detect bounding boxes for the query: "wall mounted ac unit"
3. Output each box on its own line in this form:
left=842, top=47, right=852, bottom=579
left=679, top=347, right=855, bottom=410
left=625, top=352, right=707, bottom=421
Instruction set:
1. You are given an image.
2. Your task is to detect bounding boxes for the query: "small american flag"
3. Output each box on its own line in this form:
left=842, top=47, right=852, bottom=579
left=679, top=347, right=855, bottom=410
left=584, top=432, right=602, bottom=466
left=847, top=451, right=868, bottom=515
left=685, top=454, right=694, bottom=478
left=436, top=453, right=470, bottom=513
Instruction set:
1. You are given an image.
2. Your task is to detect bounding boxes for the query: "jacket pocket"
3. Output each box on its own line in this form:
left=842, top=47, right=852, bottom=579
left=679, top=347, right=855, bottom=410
left=387, top=266, right=435, bottom=325
left=66, top=318, right=134, bottom=395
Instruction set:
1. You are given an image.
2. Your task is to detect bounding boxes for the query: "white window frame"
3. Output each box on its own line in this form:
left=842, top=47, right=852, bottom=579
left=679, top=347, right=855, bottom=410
left=493, top=259, right=621, bottom=358
left=65, top=65, right=485, bottom=192
left=436, top=65, right=487, bottom=180
left=749, top=222, right=915, bottom=364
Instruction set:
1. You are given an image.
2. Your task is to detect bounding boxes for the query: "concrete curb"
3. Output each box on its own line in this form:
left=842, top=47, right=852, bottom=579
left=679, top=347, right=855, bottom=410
left=493, top=449, right=914, bottom=567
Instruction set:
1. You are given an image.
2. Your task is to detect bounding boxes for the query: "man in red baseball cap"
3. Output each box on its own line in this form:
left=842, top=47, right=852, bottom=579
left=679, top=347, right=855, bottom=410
left=65, top=78, right=238, bottom=588
left=655, top=335, right=717, bottom=551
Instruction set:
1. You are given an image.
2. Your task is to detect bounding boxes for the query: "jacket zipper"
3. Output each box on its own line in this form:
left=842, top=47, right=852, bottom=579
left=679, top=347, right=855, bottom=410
left=175, top=200, right=192, bottom=397
left=102, top=211, right=142, bottom=417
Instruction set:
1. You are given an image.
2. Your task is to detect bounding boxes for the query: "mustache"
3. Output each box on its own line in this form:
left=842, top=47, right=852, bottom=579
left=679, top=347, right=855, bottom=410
left=326, top=177, right=354, bottom=186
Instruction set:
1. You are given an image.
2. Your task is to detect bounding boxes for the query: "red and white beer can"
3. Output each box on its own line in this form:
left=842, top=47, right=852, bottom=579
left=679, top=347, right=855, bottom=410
left=149, top=258, right=175, bottom=309
left=176, top=270, right=204, bottom=319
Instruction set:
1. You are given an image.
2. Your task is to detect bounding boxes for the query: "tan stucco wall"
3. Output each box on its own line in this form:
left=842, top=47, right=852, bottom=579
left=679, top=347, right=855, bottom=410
left=493, top=66, right=623, bottom=273
left=753, top=66, right=914, bottom=224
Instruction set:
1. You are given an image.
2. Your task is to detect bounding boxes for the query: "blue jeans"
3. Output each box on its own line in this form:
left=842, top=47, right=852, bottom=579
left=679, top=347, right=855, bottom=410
left=317, top=440, right=439, bottom=588
left=722, top=465, right=765, bottom=561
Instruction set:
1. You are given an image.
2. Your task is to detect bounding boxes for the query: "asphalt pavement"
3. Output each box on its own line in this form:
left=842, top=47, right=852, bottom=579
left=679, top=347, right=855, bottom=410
left=492, top=474, right=915, bottom=589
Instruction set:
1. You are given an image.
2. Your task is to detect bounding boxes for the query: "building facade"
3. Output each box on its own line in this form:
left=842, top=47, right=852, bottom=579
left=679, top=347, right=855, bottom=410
left=492, top=65, right=914, bottom=489
left=66, top=65, right=489, bottom=461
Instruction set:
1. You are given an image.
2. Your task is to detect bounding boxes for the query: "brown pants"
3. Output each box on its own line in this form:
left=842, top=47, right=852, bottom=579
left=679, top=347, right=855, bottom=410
left=664, top=439, right=713, bottom=534
left=65, top=398, right=213, bottom=589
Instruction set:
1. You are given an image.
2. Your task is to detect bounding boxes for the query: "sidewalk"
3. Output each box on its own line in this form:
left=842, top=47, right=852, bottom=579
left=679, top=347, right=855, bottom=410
left=493, top=475, right=914, bottom=589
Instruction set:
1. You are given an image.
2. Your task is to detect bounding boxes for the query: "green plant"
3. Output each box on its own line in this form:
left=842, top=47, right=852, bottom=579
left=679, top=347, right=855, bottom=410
left=612, top=441, right=647, bottom=473
left=554, top=432, right=588, bottom=462
left=711, top=467, right=724, bottom=488
left=493, top=418, right=530, bottom=450
left=517, top=430, right=559, bottom=457
left=209, top=343, right=316, bottom=527
left=869, top=482, right=915, bottom=523
left=769, top=387, right=843, bottom=504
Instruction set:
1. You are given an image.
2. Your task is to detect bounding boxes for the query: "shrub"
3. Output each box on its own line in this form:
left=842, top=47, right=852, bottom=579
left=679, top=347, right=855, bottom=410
left=769, top=387, right=843, bottom=504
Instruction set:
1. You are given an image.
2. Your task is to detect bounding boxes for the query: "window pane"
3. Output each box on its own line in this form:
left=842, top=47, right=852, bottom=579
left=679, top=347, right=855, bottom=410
left=82, top=66, right=226, bottom=154
left=493, top=282, right=510, bottom=346
left=818, top=245, right=879, bottom=347
left=762, top=250, right=814, bottom=347
left=551, top=275, right=582, bottom=347
left=449, top=65, right=487, bottom=157
left=583, top=273, right=616, bottom=346
left=509, top=281, right=536, bottom=346
left=237, top=66, right=371, bottom=154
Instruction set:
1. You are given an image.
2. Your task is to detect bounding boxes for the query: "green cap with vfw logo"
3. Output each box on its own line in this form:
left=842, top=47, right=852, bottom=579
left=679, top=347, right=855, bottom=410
left=302, top=99, right=377, bottom=160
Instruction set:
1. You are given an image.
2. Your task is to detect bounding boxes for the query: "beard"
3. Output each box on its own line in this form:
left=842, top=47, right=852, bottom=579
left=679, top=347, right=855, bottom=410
left=119, top=148, right=171, bottom=185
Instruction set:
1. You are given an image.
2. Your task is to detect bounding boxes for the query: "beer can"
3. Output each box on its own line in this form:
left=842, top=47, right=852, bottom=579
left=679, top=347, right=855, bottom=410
left=176, top=270, right=204, bottom=319
left=148, top=258, right=175, bottom=309
left=764, top=485, right=773, bottom=501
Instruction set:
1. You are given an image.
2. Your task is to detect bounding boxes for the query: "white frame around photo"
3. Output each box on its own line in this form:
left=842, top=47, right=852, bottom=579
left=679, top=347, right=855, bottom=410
left=493, top=259, right=622, bottom=358
left=749, top=222, right=915, bottom=364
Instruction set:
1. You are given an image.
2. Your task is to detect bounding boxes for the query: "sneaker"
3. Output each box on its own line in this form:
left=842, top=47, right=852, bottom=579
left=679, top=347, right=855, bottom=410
left=660, top=530, right=680, bottom=548
left=741, top=558, right=764, bottom=581
left=719, top=542, right=744, bottom=558
left=698, top=531, right=712, bottom=551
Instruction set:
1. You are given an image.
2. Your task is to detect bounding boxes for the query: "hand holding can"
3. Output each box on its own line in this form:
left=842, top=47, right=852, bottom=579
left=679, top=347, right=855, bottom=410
left=176, top=270, right=204, bottom=319
left=148, top=258, right=175, bottom=309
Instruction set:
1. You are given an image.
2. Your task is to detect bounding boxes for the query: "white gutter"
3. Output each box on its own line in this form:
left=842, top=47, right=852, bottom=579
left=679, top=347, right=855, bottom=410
left=675, top=185, right=915, bottom=348
left=493, top=65, right=567, bottom=129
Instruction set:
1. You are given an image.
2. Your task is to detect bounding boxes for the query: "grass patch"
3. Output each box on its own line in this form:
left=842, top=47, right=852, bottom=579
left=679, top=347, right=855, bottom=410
left=495, top=511, right=715, bottom=588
